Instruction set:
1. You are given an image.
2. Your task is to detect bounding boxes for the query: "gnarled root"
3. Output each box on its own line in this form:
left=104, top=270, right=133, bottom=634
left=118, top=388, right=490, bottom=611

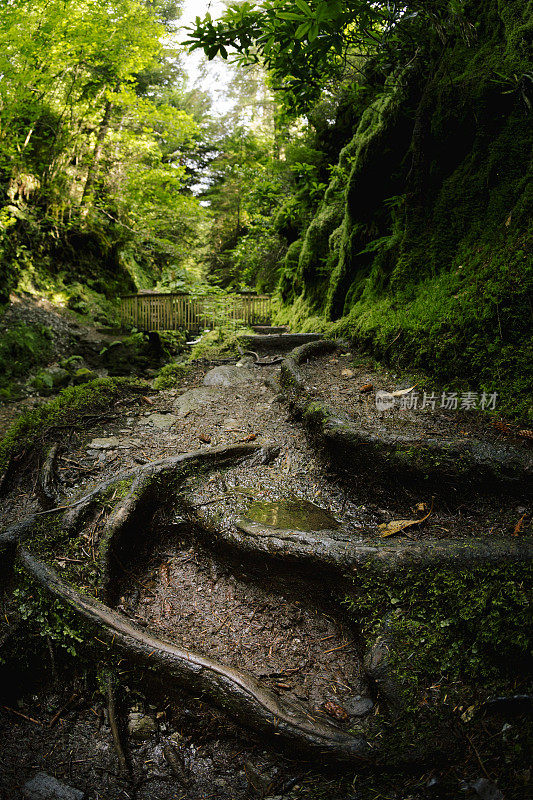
left=19, top=550, right=372, bottom=763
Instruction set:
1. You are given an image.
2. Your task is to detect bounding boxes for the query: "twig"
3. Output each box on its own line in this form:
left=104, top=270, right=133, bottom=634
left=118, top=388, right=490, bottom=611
left=2, top=705, right=42, bottom=725
left=49, top=692, right=78, bottom=728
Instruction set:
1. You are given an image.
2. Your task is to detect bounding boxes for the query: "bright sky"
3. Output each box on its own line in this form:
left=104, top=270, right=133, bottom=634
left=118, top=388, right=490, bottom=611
left=178, top=0, right=235, bottom=115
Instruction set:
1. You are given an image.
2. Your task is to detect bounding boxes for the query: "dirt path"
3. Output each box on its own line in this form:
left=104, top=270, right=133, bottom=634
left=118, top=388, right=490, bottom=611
left=0, top=337, right=531, bottom=800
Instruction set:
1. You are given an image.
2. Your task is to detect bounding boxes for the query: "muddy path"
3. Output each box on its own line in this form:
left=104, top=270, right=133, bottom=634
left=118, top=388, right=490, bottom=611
left=0, top=336, right=531, bottom=800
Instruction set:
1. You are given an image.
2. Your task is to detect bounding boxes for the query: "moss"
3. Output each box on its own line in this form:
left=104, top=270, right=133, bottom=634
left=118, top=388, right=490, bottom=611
left=187, top=324, right=254, bottom=362
left=346, top=561, right=533, bottom=698
left=0, top=320, right=53, bottom=398
left=276, top=0, right=533, bottom=420
left=153, top=360, right=191, bottom=390
left=0, top=376, right=145, bottom=471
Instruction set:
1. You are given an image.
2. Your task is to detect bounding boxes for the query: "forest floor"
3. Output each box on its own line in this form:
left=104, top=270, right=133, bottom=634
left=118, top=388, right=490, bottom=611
left=0, top=301, right=531, bottom=800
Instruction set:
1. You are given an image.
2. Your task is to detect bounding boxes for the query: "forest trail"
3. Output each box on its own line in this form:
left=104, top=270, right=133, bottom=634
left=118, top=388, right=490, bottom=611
left=0, top=329, right=531, bottom=800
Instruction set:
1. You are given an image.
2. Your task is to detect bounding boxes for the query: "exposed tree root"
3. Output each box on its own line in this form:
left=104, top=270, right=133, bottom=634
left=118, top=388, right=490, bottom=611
left=227, top=518, right=533, bottom=573
left=19, top=550, right=371, bottom=763
left=104, top=671, right=132, bottom=778
left=37, top=443, right=62, bottom=509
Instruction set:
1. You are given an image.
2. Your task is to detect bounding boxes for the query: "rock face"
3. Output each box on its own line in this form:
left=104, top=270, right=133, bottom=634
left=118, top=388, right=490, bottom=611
left=203, top=365, right=257, bottom=387
left=23, top=772, right=85, bottom=800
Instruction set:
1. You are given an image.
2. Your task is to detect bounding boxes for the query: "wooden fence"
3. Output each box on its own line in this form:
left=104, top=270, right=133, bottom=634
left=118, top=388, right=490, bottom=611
left=119, top=293, right=271, bottom=333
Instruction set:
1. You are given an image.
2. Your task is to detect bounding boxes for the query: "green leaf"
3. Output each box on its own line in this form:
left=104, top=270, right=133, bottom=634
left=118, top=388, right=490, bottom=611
left=294, top=0, right=313, bottom=16
left=295, top=21, right=311, bottom=39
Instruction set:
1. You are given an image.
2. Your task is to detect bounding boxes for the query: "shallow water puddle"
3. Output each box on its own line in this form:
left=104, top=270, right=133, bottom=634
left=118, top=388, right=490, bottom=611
left=244, top=499, right=340, bottom=531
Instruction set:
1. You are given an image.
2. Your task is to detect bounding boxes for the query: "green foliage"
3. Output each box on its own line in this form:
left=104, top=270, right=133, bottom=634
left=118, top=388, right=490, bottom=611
left=346, top=562, right=532, bottom=693
left=153, top=360, right=191, bottom=390
left=11, top=581, right=85, bottom=658
left=0, top=0, right=208, bottom=301
left=0, top=376, right=144, bottom=471
left=273, top=0, right=533, bottom=419
left=0, top=321, right=53, bottom=397
left=188, top=324, right=254, bottom=362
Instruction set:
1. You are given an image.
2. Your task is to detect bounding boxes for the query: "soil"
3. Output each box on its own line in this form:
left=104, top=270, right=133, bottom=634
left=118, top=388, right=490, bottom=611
left=0, top=326, right=531, bottom=800
left=298, top=351, right=533, bottom=450
left=120, top=528, right=367, bottom=711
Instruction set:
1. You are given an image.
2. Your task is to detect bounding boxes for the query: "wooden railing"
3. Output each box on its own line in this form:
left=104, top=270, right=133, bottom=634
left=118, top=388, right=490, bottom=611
left=119, top=292, right=271, bottom=333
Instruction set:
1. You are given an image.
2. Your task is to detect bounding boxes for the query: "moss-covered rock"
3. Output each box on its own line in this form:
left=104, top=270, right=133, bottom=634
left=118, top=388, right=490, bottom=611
left=276, top=0, right=533, bottom=419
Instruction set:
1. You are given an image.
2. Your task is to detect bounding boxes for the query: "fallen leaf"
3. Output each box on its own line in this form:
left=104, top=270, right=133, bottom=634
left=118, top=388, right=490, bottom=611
left=237, top=433, right=257, bottom=442
left=198, top=433, right=211, bottom=443
left=359, top=383, right=373, bottom=393
left=142, top=396, right=154, bottom=405
left=341, top=369, right=354, bottom=379
left=513, top=514, right=527, bottom=536
left=379, top=500, right=434, bottom=537
left=321, top=700, right=350, bottom=722
left=390, top=384, right=418, bottom=397
left=160, top=563, right=170, bottom=586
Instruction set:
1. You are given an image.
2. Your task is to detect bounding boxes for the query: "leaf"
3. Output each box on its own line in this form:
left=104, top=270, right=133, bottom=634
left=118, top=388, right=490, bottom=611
left=295, top=21, right=311, bottom=38
left=390, top=384, right=418, bottom=397
left=513, top=514, right=526, bottom=536
left=294, top=0, right=313, bottom=16
left=321, top=700, right=349, bottom=721
left=359, top=383, right=373, bottom=393
left=379, top=500, right=434, bottom=537
left=341, top=368, right=354, bottom=378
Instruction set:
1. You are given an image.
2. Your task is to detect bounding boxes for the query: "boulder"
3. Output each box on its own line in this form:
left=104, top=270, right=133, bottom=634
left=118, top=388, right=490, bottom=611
left=203, top=365, right=257, bottom=388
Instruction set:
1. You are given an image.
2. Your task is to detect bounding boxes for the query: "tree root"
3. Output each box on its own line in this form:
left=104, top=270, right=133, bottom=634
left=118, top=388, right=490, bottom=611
left=227, top=518, right=533, bottom=573
left=19, top=549, right=371, bottom=763
left=37, top=443, right=62, bottom=509
left=104, top=671, right=132, bottom=778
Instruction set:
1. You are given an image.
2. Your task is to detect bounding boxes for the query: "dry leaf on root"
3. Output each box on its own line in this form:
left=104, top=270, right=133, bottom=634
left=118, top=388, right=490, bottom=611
left=379, top=500, right=434, bottom=537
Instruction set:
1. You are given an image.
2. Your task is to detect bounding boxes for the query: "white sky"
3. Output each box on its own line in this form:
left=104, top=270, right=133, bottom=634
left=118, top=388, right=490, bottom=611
left=178, top=0, right=235, bottom=115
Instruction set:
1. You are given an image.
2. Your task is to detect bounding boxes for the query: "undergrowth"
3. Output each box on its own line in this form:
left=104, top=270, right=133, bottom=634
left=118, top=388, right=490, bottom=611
left=0, top=376, right=145, bottom=471
left=0, top=322, right=54, bottom=399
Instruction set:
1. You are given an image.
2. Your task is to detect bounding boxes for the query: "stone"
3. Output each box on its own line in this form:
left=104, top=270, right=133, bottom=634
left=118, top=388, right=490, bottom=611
left=72, top=367, right=97, bottom=385
left=143, top=413, right=179, bottom=430
left=341, top=695, right=374, bottom=717
left=174, top=387, right=220, bottom=414
left=128, top=712, right=157, bottom=740
left=88, top=437, right=120, bottom=449
left=203, top=365, right=257, bottom=388
left=23, top=772, right=85, bottom=800
left=30, top=367, right=71, bottom=394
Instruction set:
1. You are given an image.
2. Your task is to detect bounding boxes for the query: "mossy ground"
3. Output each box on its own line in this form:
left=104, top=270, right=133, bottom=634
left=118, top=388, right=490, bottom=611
left=0, top=376, right=145, bottom=472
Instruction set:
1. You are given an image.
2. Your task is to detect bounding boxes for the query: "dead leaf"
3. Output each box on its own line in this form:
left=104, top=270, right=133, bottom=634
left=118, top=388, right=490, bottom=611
left=359, top=383, right=373, bottom=393
left=341, top=369, right=354, bottom=379
left=160, top=563, right=170, bottom=586
left=390, top=384, right=417, bottom=397
left=237, top=433, right=257, bottom=442
left=513, top=514, right=527, bottom=536
left=321, top=700, right=350, bottom=722
left=142, top=396, right=154, bottom=405
left=198, top=433, right=211, bottom=444
left=379, top=500, right=434, bottom=538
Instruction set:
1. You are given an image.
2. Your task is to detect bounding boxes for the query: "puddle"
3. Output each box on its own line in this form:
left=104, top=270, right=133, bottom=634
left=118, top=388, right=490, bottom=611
left=244, top=499, right=340, bottom=531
